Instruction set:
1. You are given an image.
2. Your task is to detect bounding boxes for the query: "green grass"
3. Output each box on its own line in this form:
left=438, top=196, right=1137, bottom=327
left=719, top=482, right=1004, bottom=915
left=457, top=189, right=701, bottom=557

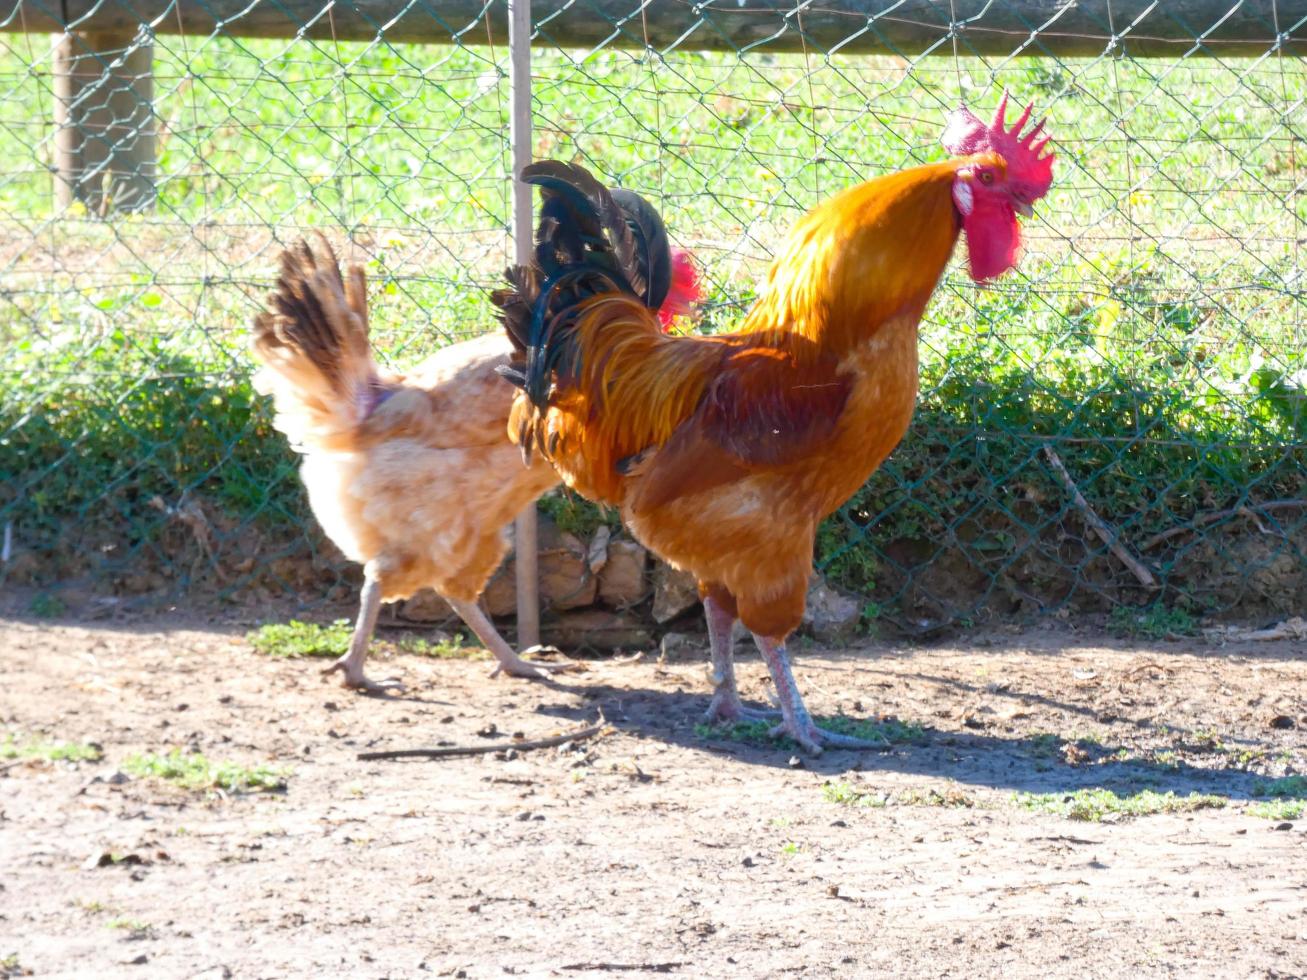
left=2, top=38, right=1305, bottom=619
left=247, top=620, right=354, bottom=658
left=1247, top=776, right=1307, bottom=819
left=1, top=735, right=102, bottom=763
left=1252, top=775, right=1307, bottom=798
left=1247, top=799, right=1306, bottom=820
left=1016, top=788, right=1228, bottom=822
left=123, top=750, right=289, bottom=793
left=695, top=715, right=923, bottom=749
left=247, top=619, right=475, bottom=659
left=1109, top=605, right=1199, bottom=640
left=27, top=593, right=66, bottom=618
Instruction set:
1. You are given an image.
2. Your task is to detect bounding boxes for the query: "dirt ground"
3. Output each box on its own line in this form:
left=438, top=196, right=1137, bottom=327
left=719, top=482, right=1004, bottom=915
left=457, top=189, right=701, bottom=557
left=2, top=606, right=1305, bottom=979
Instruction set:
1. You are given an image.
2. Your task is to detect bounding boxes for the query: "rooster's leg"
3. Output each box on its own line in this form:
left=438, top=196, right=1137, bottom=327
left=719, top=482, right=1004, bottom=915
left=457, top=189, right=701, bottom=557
left=323, top=571, right=404, bottom=692
left=702, top=596, right=778, bottom=724
left=751, top=634, right=886, bottom=755
left=447, top=598, right=576, bottom=680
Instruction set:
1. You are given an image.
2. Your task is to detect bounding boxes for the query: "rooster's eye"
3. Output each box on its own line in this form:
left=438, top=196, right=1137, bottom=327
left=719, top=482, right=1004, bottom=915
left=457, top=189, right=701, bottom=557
left=978, top=170, right=995, bottom=186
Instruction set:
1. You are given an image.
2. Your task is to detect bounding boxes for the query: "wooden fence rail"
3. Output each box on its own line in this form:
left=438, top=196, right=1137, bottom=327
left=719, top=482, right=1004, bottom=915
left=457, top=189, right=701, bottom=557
left=6, top=0, right=1304, bottom=56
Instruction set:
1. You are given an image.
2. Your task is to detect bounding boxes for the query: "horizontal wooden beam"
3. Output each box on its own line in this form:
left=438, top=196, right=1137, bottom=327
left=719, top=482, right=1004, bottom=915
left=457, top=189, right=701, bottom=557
left=4, top=0, right=1303, bottom=57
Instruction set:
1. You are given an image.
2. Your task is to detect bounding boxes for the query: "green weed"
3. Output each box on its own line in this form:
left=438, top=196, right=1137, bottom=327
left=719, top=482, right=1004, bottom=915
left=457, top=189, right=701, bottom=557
left=695, top=716, right=923, bottom=748
left=123, top=750, right=289, bottom=793
left=247, top=620, right=353, bottom=658
left=1109, top=605, right=1198, bottom=640
left=28, top=594, right=66, bottom=618
left=1, top=736, right=102, bottom=763
left=1016, top=788, right=1226, bottom=822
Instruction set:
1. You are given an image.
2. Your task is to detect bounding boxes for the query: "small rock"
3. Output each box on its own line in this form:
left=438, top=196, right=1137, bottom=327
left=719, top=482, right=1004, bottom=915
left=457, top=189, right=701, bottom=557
left=651, top=563, right=699, bottom=623
left=787, top=755, right=804, bottom=770
left=1273, top=822, right=1294, bottom=831
left=658, top=631, right=704, bottom=662
left=543, top=609, right=653, bottom=651
left=802, top=573, right=862, bottom=642
left=597, top=538, right=649, bottom=608
left=741, top=856, right=755, bottom=868
left=477, top=723, right=498, bottom=738
left=1269, top=714, right=1295, bottom=730
left=400, top=589, right=454, bottom=623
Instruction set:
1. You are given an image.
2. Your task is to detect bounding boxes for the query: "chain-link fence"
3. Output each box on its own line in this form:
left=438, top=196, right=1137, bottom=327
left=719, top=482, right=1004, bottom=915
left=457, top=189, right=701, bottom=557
left=2, top=2, right=1305, bottom=633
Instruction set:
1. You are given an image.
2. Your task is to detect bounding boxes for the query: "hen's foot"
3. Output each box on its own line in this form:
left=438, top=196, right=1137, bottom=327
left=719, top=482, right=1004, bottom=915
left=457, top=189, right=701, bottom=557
left=768, top=718, right=888, bottom=756
left=489, top=645, right=581, bottom=680
left=322, top=658, right=404, bottom=693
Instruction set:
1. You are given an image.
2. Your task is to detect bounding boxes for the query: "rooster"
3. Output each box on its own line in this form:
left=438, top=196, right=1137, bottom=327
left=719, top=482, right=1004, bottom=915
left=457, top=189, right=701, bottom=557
left=252, top=233, right=699, bottom=691
left=496, top=96, right=1054, bottom=752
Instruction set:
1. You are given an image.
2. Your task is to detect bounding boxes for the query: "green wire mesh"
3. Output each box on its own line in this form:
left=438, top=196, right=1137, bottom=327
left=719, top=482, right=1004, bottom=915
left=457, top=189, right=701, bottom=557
left=1, top=2, right=1304, bottom=629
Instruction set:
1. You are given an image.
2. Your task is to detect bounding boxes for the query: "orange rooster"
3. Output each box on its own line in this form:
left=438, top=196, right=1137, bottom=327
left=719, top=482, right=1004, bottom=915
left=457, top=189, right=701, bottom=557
left=253, top=226, right=697, bottom=691
left=497, top=96, right=1054, bottom=752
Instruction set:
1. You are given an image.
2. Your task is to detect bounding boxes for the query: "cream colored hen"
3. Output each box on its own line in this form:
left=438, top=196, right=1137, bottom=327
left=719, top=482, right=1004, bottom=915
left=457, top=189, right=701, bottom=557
left=251, top=237, right=563, bottom=690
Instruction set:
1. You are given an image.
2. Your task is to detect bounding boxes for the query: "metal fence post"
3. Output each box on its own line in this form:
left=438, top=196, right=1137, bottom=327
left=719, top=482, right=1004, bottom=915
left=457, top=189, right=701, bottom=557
left=509, top=0, right=540, bottom=648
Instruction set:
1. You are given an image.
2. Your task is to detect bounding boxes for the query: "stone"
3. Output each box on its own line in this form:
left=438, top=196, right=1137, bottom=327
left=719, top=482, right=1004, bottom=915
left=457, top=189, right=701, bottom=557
left=543, top=608, right=654, bottom=651
left=598, top=537, right=650, bottom=609
left=484, top=515, right=597, bottom=616
left=802, top=573, right=863, bottom=643
left=400, top=588, right=454, bottom=622
left=538, top=520, right=597, bottom=611
left=651, top=562, right=699, bottom=623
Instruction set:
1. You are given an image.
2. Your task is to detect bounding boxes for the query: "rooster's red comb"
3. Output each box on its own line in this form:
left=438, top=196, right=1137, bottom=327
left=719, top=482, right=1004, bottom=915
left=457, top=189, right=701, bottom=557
left=942, top=91, right=1054, bottom=199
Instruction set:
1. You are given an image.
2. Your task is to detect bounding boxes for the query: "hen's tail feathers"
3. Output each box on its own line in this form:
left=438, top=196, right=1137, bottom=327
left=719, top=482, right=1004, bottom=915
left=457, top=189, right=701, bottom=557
left=251, top=235, right=382, bottom=453
left=491, top=161, right=678, bottom=458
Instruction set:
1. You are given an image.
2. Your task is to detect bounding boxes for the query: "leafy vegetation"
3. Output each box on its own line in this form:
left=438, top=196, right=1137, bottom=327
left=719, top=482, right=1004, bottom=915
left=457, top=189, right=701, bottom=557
left=248, top=620, right=354, bottom=658
left=1016, top=788, right=1228, bottom=821
left=1, top=736, right=102, bottom=763
left=695, top=715, right=923, bottom=749
left=1109, top=605, right=1199, bottom=640
left=1247, top=776, right=1307, bottom=819
left=248, top=619, right=475, bottom=659
left=123, top=750, right=289, bottom=793
left=2, top=40, right=1304, bottom=620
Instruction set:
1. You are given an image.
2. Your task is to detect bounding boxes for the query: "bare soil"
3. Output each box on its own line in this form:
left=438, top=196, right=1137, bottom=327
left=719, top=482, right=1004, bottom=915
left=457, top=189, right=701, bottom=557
left=2, top=609, right=1306, bottom=979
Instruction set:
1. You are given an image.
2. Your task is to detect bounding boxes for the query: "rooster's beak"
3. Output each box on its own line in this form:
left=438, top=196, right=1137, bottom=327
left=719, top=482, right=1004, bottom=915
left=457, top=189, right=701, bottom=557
left=1014, top=201, right=1034, bottom=218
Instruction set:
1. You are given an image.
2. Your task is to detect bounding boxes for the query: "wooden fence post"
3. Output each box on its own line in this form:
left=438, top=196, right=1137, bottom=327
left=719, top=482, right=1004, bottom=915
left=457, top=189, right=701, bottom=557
left=509, top=0, right=540, bottom=649
left=53, top=30, right=155, bottom=213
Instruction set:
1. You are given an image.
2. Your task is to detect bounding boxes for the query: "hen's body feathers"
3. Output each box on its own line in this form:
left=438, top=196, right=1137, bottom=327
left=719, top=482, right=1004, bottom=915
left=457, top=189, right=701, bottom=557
left=253, top=237, right=561, bottom=689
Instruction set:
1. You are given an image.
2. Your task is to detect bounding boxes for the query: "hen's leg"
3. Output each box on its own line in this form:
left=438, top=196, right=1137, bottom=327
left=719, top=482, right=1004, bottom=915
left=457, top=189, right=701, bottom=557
left=703, top=595, right=778, bottom=724
left=751, top=633, right=886, bottom=755
left=323, top=572, right=403, bottom=692
left=447, top=598, right=575, bottom=680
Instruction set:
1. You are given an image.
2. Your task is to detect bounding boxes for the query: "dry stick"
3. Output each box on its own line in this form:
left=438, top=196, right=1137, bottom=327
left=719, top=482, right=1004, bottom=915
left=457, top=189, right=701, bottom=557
left=1042, top=446, right=1158, bottom=591
left=357, top=720, right=606, bottom=762
left=1139, top=500, right=1307, bottom=552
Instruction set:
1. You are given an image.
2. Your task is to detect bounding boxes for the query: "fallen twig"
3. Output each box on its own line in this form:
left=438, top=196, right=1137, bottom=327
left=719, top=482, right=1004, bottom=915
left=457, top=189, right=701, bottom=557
left=1122, top=661, right=1176, bottom=680
left=357, top=719, right=606, bottom=762
left=1140, top=500, right=1307, bottom=552
left=561, top=964, right=686, bottom=974
left=1042, top=446, right=1157, bottom=590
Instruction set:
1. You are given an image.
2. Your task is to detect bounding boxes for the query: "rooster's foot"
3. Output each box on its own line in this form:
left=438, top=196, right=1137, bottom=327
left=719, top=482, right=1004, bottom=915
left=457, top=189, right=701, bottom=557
left=322, top=658, right=404, bottom=693
left=768, top=718, right=888, bottom=756
left=703, top=690, right=781, bottom=725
